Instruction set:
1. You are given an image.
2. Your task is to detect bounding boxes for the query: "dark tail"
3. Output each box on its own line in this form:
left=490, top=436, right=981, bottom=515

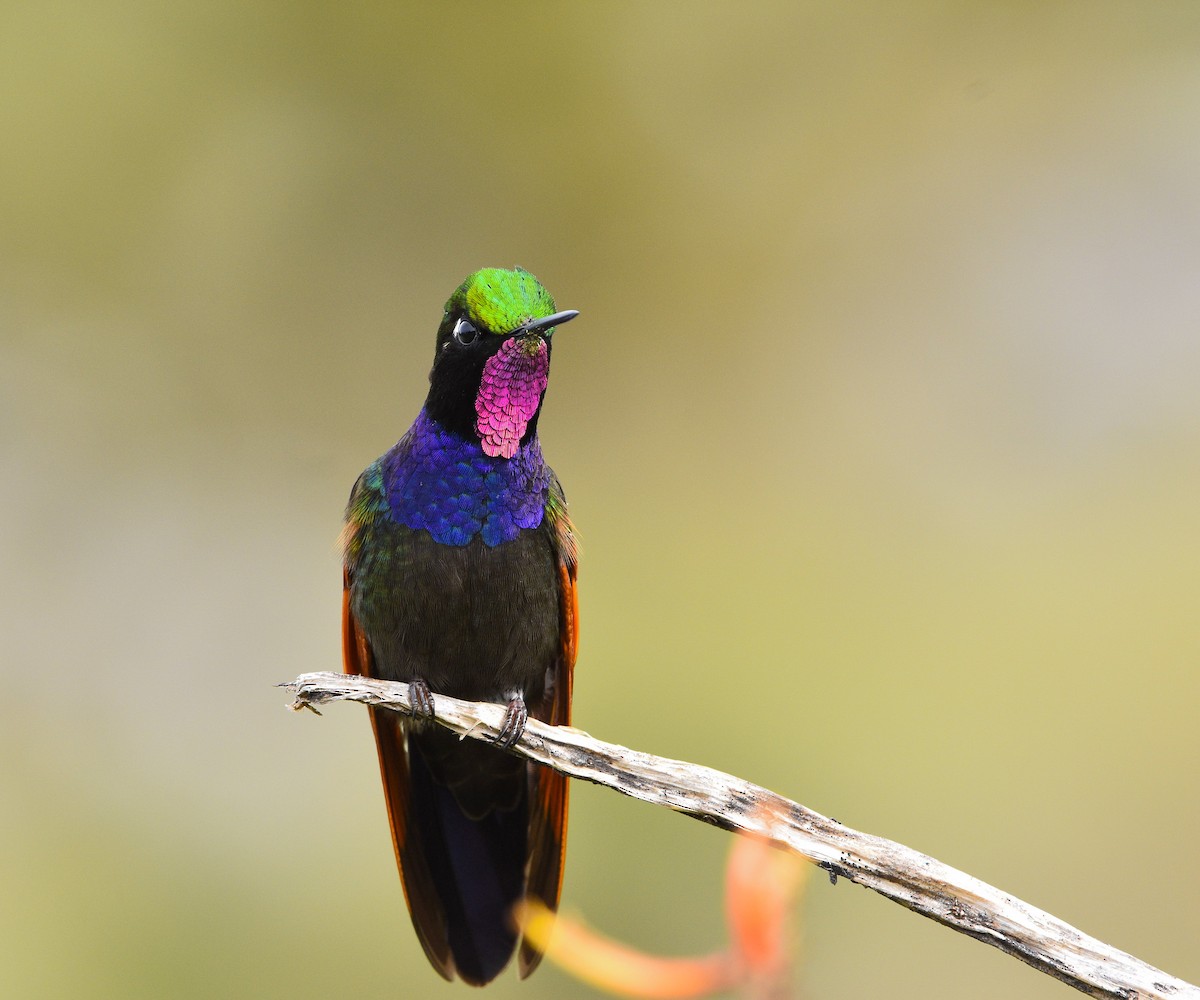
left=371, top=709, right=530, bottom=985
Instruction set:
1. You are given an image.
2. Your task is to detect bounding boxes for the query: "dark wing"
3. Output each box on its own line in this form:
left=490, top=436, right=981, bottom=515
left=342, top=571, right=456, bottom=981
left=518, top=500, right=579, bottom=977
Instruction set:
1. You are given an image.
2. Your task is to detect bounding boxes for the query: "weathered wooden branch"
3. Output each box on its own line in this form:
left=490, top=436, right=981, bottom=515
left=284, top=671, right=1196, bottom=1000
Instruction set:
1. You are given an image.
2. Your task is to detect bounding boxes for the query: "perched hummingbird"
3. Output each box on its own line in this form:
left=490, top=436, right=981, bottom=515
left=340, top=268, right=579, bottom=984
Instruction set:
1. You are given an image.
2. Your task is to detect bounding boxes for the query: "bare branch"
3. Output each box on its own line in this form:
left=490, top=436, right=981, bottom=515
left=284, top=671, right=1197, bottom=1000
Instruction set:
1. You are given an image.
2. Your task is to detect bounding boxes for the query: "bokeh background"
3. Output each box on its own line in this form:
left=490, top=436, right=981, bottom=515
left=3, top=3, right=1198, bottom=998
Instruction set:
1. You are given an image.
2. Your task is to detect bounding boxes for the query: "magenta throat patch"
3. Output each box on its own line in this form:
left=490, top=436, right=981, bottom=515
left=475, top=336, right=549, bottom=458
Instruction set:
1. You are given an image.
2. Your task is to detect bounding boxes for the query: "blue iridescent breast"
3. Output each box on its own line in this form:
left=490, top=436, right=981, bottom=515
left=380, top=409, right=550, bottom=547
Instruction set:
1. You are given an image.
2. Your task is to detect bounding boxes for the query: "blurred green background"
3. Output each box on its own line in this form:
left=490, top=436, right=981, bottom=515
left=3, top=3, right=1198, bottom=997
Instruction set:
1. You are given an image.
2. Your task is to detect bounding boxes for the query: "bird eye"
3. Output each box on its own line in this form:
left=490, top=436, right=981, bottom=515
left=452, top=317, right=479, bottom=346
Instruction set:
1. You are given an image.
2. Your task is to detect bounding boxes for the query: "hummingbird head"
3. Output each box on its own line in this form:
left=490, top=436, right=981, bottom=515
left=425, top=267, right=578, bottom=458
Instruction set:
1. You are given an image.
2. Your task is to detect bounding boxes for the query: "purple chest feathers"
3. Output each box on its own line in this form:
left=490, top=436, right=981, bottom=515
left=383, top=410, right=551, bottom=547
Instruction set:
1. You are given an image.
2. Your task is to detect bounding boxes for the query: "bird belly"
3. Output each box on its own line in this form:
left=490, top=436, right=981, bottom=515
left=349, top=519, right=560, bottom=704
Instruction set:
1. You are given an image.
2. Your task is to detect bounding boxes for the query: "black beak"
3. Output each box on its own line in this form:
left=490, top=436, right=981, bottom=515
left=514, top=309, right=579, bottom=337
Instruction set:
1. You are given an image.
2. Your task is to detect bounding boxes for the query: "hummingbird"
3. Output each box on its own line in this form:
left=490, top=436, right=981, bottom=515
left=340, top=267, right=579, bottom=984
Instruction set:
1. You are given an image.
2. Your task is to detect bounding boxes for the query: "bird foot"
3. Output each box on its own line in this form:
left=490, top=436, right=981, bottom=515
left=408, top=679, right=435, bottom=723
left=495, top=692, right=528, bottom=749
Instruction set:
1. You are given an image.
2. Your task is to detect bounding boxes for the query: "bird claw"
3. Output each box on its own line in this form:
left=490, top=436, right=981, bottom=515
left=408, top=679, right=435, bottom=722
left=495, top=693, right=528, bottom=749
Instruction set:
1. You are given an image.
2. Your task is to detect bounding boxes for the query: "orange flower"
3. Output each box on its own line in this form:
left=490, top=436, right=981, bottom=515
left=517, top=831, right=808, bottom=998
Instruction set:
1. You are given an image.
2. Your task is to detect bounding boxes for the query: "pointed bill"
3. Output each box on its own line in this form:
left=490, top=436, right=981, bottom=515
left=514, top=310, right=579, bottom=337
